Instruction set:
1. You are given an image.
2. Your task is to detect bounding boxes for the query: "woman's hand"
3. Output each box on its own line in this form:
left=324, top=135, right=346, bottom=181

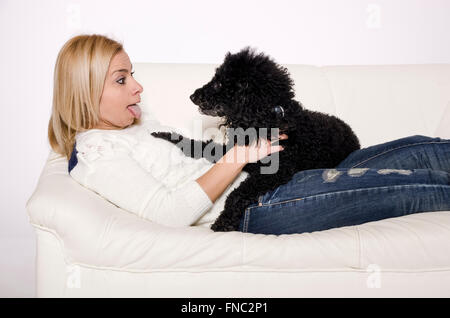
left=221, top=133, right=288, bottom=165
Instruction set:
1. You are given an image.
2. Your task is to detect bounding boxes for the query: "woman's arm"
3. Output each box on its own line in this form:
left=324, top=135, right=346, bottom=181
left=195, top=149, right=246, bottom=203
left=196, top=134, right=287, bottom=203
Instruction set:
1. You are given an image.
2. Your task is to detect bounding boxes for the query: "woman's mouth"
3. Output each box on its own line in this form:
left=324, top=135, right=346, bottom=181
left=127, top=104, right=142, bottom=119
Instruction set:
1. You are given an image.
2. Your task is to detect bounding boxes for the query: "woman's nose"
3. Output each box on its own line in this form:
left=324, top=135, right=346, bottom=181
left=134, top=81, right=144, bottom=94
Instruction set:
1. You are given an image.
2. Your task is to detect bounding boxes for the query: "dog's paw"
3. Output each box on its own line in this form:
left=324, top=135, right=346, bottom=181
left=210, top=215, right=236, bottom=232
left=151, top=131, right=183, bottom=143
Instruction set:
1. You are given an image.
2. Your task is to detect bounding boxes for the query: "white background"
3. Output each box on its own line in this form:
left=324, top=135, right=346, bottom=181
left=0, top=0, right=449, bottom=297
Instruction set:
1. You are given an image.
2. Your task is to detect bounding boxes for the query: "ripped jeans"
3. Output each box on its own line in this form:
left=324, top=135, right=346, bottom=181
left=238, top=135, right=450, bottom=235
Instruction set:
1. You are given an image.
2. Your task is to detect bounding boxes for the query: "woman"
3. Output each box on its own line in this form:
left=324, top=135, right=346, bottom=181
left=48, top=34, right=450, bottom=235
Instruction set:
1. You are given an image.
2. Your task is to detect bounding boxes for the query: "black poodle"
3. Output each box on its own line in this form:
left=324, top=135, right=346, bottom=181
left=151, top=46, right=361, bottom=232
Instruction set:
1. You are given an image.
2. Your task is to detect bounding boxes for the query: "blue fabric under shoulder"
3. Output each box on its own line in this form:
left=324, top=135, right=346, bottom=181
left=68, top=142, right=78, bottom=173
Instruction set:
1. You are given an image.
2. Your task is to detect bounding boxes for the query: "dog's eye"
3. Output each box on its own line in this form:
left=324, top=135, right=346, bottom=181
left=213, top=82, right=222, bottom=90
left=272, top=105, right=285, bottom=117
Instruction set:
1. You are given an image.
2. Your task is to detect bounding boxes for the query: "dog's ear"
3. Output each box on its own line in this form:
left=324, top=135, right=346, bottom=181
left=224, top=51, right=232, bottom=60
left=271, top=105, right=285, bottom=118
left=237, top=82, right=249, bottom=90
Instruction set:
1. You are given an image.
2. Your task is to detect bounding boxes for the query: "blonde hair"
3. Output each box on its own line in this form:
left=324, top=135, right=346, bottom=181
left=48, top=34, right=137, bottom=161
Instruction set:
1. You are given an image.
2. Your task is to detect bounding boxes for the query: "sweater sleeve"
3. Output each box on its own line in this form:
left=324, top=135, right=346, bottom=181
left=70, top=136, right=213, bottom=228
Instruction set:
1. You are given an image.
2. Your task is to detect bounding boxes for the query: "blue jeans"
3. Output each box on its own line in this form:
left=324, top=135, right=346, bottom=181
left=238, top=135, right=450, bottom=235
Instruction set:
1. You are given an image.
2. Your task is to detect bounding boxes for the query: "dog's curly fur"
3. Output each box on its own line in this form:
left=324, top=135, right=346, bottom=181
left=151, top=47, right=361, bottom=232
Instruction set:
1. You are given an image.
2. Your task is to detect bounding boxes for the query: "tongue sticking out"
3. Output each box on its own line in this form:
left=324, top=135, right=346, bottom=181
left=127, top=104, right=142, bottom=119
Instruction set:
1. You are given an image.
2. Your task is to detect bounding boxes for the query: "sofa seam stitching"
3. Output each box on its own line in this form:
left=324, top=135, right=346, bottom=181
left=356, top=227, right=363, bottom=269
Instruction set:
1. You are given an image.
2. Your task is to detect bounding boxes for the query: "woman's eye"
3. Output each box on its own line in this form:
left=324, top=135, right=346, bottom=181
left=117, top=72, right=134, bottom=85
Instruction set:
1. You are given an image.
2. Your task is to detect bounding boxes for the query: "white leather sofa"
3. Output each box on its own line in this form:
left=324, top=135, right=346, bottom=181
left=26, top=61, right=450, bottom=297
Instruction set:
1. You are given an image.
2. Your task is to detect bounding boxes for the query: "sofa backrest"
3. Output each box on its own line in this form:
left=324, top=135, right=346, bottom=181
left=134, top=63, right=450, bottom=148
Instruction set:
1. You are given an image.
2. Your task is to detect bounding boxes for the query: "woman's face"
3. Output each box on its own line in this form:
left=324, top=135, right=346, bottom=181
left=95, top=50, right=144, bottom=129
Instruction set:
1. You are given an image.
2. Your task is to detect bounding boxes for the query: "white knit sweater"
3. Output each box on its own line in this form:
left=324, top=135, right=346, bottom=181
left=69, top=119, right=249, bottom=228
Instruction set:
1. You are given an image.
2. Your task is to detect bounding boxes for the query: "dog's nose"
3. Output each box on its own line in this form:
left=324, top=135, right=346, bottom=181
left=190, top=94, right=196, bottom=103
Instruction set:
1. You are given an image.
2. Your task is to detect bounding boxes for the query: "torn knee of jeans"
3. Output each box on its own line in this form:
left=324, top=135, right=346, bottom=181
left=322, top=169, right=343, bottom=183
left=347, top=168, right=369, bottom=177
left=377, top=169, right=412, bottom=175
